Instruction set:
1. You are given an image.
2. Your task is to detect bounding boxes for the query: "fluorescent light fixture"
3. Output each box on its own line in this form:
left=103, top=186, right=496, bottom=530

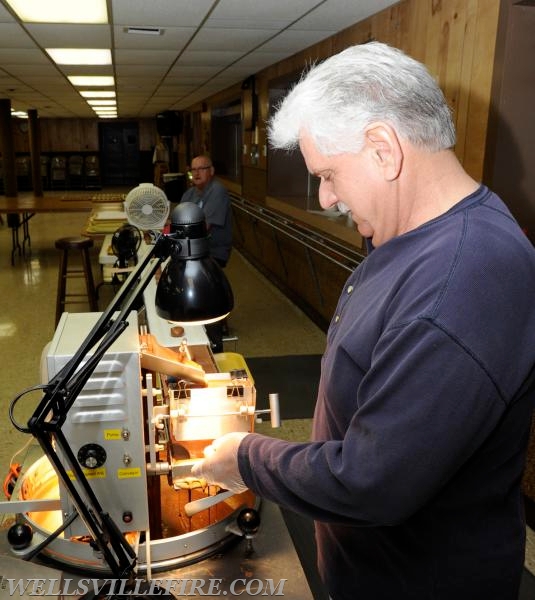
left=46, top=48, right=112, bottom=66
left=79, top=90, right=116, bottom=98
left=6, top=0, right=107, bottom=23
left=68, top=75, right=114, bottom=87
left=98, top=115, right=117, bottom=118
left=87, top=100, right=116, bottom=106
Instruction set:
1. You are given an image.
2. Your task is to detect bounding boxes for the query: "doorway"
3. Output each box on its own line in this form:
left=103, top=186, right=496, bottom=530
left=99, top=122, right=140, bottom=187
left=485, top=1, right=535, bottom=242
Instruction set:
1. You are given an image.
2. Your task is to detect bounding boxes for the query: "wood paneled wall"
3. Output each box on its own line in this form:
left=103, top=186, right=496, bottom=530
left=11, top=117, right=158, bottom=154
left=197, top=0, right=500, bottom=193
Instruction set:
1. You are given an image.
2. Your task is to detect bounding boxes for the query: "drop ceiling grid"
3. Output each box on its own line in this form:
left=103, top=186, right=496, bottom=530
left=0, top=0, right=397, bottom=118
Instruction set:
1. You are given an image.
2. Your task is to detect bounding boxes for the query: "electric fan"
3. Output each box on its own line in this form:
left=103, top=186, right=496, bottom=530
left=123, top=183, right=170, bottom=230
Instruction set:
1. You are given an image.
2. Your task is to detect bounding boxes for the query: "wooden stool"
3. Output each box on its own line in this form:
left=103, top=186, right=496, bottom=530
left=55, top=236, right=98, bottom=325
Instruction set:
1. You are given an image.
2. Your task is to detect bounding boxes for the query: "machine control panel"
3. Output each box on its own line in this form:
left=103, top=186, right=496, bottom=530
left=46, top=312, right=149, bottom=537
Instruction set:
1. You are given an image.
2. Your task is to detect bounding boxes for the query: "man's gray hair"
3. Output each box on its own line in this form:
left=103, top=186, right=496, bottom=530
left=268, top=42, right=456, bottom=155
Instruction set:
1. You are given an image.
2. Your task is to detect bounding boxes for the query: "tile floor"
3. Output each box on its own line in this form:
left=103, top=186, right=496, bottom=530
left=0, top=206, right=533, bottom=580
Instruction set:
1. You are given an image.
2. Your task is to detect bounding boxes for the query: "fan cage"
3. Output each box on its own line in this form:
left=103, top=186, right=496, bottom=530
left=124, top=183, right=170, bottom=230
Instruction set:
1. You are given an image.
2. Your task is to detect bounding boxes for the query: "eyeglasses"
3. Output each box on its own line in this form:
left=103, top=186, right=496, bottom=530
left=190, top=166, right=211, bottom=172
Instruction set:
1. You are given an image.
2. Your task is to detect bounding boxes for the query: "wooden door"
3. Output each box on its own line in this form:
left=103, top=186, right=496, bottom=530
left=485, top=1, right=535, bottom=242
left=99, top=122, right=140, bottom=186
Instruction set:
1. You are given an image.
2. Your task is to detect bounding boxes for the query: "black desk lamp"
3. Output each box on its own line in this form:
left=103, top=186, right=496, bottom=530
left=8, top=202, right=233, bottom=598
left=156, top=202, right=233, bottom=324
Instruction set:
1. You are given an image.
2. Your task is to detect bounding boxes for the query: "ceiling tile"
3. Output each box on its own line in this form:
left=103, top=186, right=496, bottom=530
left=176, top=50, right=244, bottom=67
left=232, top=51, right=290, bottom=70
left=207, top=0, right=324, bottom=29
left=0, top=3, right=15, bottom=21
left=0, top=23, right=36, bottom=47
left=187, top=28, right=275, bottom=53
left=25, top=23, right=111, bottom=47
left=259, top=29, right=336, bottom=54
left=166, top=64, right=222, bottom=78
left=112, top=0, right=214, bottom=28
left=115, top=64, right=169, bottom=77
left=0, top=48, right=49, bottom=64
left=291, top=0, right=399, bottom=30
left=114, top=49, right=178, bottom=66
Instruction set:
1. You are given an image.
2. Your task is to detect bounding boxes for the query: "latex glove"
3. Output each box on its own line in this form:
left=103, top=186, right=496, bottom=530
left=191, top=432, right=250, bottom=494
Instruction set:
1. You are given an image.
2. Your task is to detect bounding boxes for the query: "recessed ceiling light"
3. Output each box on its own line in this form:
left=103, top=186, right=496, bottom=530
left=68, top=76, right=114, bottom=87
left=79, top=90, right=116, bottom=98
left=6, top=0, right=107, bottom=23
left=87, top=100, right=116, bottom=106
left=46, top=49, right=112, bottom=66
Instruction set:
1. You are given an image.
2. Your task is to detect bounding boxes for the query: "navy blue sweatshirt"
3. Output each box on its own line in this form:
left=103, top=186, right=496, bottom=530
left=239, top=186, right=535, bottom=599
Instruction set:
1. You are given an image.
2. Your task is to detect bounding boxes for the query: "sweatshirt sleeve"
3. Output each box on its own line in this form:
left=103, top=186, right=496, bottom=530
left=238, top=319, right=505, bottom=525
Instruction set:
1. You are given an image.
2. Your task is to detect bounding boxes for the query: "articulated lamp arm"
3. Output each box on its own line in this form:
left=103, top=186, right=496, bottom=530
left=23, top=234, right=172, bottom=580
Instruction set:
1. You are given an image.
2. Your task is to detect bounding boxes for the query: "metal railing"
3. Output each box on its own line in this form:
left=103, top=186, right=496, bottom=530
left=230, top=194, right=366, bottom=322
left=230, top=194, right=365, bottom=274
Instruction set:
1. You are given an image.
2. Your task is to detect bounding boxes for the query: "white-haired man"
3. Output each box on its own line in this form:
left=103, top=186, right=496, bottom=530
left=193, top=42, right=535, bottom=600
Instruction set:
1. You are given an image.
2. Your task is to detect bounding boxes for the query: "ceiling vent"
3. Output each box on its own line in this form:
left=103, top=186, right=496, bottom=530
left=124, top=26, right=163, bottom=36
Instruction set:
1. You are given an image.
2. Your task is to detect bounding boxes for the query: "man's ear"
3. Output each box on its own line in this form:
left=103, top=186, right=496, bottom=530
left=364, top=123, right=403, bottom=181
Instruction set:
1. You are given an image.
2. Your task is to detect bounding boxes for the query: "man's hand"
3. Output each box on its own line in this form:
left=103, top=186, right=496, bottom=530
left=191, top=431, right=250, bottom=493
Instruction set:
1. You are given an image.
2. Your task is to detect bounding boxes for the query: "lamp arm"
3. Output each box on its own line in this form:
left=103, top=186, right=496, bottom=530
left=24, top=233, right=174, bottom=579
left=28, top=235, right=170, bottom=429
left=55, top=248, right=165, bottom=418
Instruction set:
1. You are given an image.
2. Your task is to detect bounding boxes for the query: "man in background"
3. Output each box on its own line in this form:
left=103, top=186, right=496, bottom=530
left=181, top=154, right=232, bottom=351
left=181, top=155, right=232, bottom=268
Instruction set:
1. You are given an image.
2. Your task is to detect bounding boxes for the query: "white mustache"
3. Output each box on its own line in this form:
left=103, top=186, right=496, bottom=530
left=336, top=201, right=351, bottom=214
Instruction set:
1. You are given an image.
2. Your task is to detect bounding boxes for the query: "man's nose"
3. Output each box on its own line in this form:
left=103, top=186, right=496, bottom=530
left=319, top=181, right=338, bottom=209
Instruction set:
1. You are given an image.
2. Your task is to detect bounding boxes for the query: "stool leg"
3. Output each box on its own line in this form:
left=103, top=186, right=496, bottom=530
left=22, top=213, right=31, bottom=256
left=81, top=247, right=99, bottom=311
left=11, top=225, right=22, bottom=266
left=56, top=249, right=68, bottom=326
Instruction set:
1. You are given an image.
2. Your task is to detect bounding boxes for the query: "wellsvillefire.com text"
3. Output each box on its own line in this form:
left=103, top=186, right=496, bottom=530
left=4, top=577, right=288, bottom=596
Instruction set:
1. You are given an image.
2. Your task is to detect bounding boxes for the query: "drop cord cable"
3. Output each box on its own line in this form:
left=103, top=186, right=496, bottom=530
left=8, top=384, right=81, bottom=559
left=9, top=384, right=49, bottom=434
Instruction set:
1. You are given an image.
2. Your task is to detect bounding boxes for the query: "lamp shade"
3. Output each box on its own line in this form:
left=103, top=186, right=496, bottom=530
left=154, top=202, right=234, bottom=324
